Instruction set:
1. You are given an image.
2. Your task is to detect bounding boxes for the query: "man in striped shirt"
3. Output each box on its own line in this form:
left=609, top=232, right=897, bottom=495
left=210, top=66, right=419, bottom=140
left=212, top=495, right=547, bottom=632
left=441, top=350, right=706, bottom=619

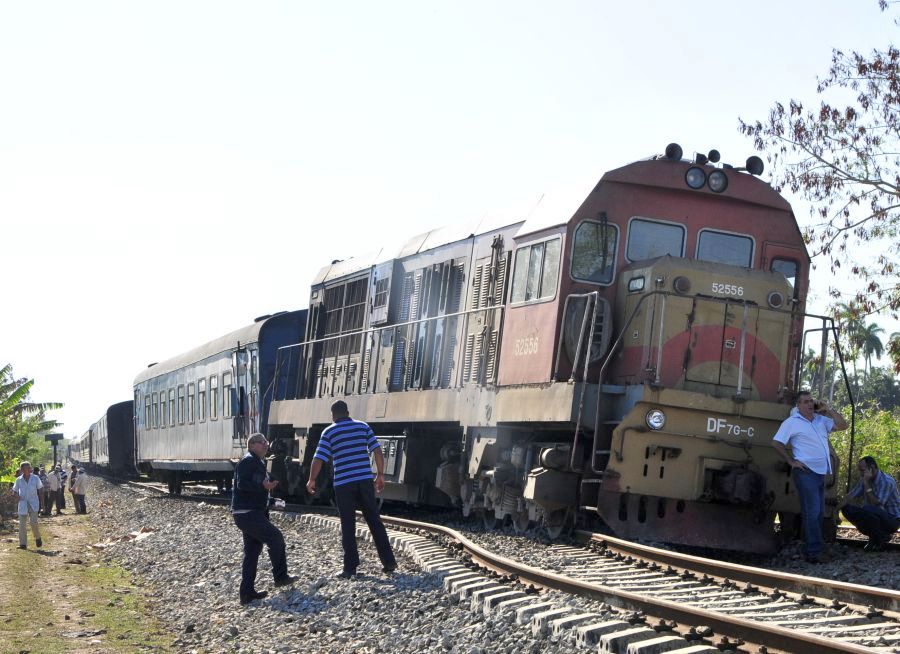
left=306, top=400, right=397, bottom=578
left=838, top=456, right=900, bottom=551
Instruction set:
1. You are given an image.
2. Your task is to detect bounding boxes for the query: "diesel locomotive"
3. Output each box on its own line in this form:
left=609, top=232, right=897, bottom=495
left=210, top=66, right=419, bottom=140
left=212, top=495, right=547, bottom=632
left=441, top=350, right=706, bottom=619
left=265, top=144, right=846, bottom=553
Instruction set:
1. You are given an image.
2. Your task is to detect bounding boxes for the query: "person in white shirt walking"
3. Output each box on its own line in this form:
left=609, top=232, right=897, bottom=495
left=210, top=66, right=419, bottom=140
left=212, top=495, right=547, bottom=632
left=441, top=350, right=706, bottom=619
left=12, top=461, right=44, bottom=549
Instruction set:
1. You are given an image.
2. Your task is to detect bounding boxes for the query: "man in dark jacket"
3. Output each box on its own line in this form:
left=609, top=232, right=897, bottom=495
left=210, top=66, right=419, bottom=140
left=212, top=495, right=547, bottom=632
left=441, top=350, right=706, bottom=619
left=232, top=433, right=297, bottom=604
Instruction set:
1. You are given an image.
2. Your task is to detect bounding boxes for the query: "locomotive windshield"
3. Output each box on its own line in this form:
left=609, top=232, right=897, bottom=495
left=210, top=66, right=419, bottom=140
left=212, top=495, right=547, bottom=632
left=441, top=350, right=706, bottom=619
left=696, top=229, right=754, bottom=267
left=626, top=218, right=685, bottom=261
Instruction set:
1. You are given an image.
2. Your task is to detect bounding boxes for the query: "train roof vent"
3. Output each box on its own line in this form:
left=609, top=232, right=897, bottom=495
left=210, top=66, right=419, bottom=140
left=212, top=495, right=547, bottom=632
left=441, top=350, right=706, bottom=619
left=254, top=314, right=272, bottom=323
left=146, top=362, right=157, bottom=368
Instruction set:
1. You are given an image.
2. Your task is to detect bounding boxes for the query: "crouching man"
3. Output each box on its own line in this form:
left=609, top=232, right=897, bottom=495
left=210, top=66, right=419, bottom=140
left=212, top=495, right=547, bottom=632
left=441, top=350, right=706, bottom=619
left=839, top=456, right=900, bottom=551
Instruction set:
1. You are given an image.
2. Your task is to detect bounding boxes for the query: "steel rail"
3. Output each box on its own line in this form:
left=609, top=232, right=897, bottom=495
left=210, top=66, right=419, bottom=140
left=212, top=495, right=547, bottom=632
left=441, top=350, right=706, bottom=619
left=375, top=514, right=879, bottom=654
left=575, top=529, right=900, bottom=615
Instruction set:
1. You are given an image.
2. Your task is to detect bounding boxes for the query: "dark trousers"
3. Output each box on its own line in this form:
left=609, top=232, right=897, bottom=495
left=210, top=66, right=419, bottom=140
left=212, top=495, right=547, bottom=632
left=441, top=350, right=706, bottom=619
left=233, top=510, right=288, bottom=598
left=793, top=468, right=825, bottom=557
left=843, top=504, right=900, bottom=542
left=54, top=490, right=64, bottom=513
left=74, top=494, right=87, bottom=514
left=41, top=492, right=52, bottom=516
left=333, top=480, right=396, bottom=573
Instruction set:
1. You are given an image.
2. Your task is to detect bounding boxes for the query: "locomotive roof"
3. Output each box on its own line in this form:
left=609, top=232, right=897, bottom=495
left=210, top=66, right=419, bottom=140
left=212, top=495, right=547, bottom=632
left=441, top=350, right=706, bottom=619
left=312, top=212, right=525, bottom=285
left=312, top=158, right=804, bottom=284
left=132, top=312, right=295, bottom=386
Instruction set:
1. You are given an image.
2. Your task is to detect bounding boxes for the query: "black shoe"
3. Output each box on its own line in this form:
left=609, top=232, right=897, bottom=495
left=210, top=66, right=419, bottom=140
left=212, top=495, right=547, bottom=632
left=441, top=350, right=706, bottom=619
left=382, top=563, right=397, bottom=574
left=803, top=555, right=821, bottom=564
left=239, top=590, right=268, bottom=605
left=18, top=545, right=26, bottom=550
left=36, top=539, right=42, bottom=548
left=864, top=539, right=886, bottom=552
left=337, top=570, right=357, bottom=579
left=273, top=575, right=298, bottom=587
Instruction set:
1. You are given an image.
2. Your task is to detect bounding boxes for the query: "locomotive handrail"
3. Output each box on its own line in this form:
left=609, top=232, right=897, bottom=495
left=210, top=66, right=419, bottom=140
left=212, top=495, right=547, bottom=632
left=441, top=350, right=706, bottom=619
left=801, top=322, right=857, bottom=494
left=272, top=304, right=506, bottom=401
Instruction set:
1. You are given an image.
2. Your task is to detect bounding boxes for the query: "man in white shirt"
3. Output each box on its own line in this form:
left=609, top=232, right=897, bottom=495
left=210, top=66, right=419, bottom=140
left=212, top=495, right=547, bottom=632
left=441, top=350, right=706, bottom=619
left=46, top=467, right=62, bottom=515
left=73, top=468, right=88, bottom=514
left=12, top=461, right=44, bottom=549
left=772, top=391, right=848, bottom=563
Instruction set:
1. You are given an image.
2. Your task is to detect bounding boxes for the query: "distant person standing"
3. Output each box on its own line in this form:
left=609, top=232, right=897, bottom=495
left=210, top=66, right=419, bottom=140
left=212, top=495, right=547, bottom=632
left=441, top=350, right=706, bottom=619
left=38, top=467, right=51, bottom=516
left=772, top=392, right=848, bottom=563
left=47, top=466, right=62, bottom=515
left=58, top=466, right=67, bottom=509
left=231, top=433, right=297, bottom=605
left=72, top=468, right=88, bottom=514
left=12, top=462, right=43, bottom=549
left=306, top=400, right=397, bottom=578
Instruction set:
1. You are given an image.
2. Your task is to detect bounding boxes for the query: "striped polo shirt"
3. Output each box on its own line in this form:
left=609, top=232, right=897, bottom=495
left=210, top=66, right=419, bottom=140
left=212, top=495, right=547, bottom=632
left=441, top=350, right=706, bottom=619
left=313, top=417, right=381, bottom=487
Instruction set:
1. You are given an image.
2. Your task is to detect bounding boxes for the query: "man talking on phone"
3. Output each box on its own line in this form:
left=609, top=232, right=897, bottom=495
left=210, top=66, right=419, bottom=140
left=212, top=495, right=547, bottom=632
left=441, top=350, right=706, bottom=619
left=772, top=391, right=848, bottom=563
left=231, top=432, right=297, bottom=604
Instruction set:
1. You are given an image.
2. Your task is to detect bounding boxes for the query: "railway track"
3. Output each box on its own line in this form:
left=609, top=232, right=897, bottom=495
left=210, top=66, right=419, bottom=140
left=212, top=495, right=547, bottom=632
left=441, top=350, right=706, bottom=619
left=122, top=479, right=899, bottom=653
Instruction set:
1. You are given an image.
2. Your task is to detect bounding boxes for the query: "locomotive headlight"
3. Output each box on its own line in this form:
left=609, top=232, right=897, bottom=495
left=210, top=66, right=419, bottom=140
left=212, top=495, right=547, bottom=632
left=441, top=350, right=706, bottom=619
left=645, top=409, right=666, bottom=430
left=673, top=276, right=691, bottom=294
left=708, top=170, right=729, bottom=193
left=628, top=276, right=645, bottom=292
left=767, top=291, right=785, bottom=308
left=685, top=166, right=707, bottom=189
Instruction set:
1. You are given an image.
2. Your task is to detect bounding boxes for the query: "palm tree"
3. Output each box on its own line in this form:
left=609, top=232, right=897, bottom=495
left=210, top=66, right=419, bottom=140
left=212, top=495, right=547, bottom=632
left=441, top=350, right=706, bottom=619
left=858, top=322, right=885, bottom=376
left=0, top=363, right=62, bottom=478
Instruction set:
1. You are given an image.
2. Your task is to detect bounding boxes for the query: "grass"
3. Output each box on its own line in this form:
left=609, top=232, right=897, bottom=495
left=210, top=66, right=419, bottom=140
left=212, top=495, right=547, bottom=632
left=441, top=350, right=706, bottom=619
left=0, top=516, right=174, bottom=653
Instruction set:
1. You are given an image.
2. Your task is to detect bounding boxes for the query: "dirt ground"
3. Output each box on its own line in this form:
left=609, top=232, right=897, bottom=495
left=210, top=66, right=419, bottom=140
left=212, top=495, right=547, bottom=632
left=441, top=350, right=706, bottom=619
left=0, top=506, right=174, bottom=654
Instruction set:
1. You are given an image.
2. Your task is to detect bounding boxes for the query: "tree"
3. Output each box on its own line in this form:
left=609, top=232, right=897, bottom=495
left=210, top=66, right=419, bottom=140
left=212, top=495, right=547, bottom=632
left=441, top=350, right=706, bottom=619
left=858, top=321, right=886, bottom=374
left=739, top=3, right=900, bottom=373
left=0, top=363, right=62, bottom=480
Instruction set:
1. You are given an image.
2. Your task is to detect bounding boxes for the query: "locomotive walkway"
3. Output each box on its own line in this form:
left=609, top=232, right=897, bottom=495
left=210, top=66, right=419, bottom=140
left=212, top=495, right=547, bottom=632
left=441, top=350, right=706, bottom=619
left=0, top=510, right=173, bottom=653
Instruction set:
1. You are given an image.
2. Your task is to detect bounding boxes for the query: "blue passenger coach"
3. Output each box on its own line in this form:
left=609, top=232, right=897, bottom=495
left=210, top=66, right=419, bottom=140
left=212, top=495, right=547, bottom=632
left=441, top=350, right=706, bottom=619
left=132, top=310, right=306, bottom=493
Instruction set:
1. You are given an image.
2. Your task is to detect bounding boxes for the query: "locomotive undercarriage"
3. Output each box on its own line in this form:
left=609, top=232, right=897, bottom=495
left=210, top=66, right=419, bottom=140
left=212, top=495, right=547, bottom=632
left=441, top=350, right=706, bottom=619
left=268, top=379, right=825, bottom=552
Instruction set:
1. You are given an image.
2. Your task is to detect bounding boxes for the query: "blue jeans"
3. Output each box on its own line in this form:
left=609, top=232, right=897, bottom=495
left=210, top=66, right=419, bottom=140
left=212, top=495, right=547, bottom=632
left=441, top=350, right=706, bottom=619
left=842, top=504, right=900, bottom=542
left=792, top=468, right=825, bottom=557
left=233, top=510, right=288, bottom=598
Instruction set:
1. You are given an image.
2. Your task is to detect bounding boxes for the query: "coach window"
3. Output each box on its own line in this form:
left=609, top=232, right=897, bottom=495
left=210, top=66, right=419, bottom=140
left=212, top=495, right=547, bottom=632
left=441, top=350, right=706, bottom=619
left=159, top=392, right=166, bottom=428
left=626, top=218, right=685, bottom=261
left=168, top=388, right=176, bottom=427
left=187, top=383, right=195, bottom=424
left=223, top=372, right=233, bottom=419
left=177, top=385, right=185, bottom=424
left=511, top=237, right=561, bottom=303
left=145, top=395, right=152, bottom=429
left=697, top=229, right=753, bottom=268
left=198, top=378, right=207, bottom=422
left=572, top=220, right=618, bottom=284
left=151, top=392, right=158, bottom=428
left=210, top=375, right=218, bottom=420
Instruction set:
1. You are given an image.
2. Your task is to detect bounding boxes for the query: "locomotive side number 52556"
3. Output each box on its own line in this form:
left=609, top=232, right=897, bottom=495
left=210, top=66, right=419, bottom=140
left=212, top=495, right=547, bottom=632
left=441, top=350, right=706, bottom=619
left=514, top=336, right=539, bottom=356
left=711, top=282, right=743, bottom=296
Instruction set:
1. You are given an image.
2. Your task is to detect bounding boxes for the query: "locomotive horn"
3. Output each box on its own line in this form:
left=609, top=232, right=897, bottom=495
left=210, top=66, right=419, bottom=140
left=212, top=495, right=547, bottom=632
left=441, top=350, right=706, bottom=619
left=665, top=143, right=683, bottom=161
left=708, top=149, right=721, bottom=163
left=746, top=156, right=764, bottom=175
left=694, top=152, right=708, bottom=165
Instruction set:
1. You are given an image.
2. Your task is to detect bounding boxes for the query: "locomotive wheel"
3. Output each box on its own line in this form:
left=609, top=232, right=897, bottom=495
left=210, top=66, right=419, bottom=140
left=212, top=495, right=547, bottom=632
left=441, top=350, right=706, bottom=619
left=480, top=509, right=500, bottom=530
left=512, top=511, right=531, bottom=535
left=543, top=508, right=571, bottom=540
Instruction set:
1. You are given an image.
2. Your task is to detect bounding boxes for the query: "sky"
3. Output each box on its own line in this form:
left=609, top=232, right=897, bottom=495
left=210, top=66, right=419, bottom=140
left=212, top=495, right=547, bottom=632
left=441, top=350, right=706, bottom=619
left=1, top=1, right=895, bottom=439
